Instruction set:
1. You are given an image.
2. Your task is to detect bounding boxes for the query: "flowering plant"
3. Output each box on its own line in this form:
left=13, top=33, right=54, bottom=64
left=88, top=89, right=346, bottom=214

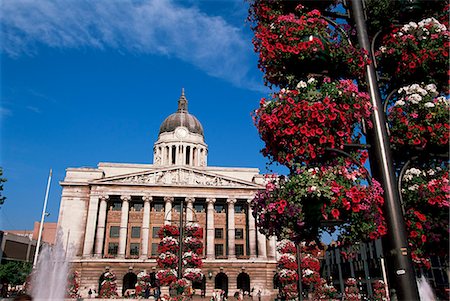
left=253, top=78, right=372, bottom=165
left=281, top=283, right=299, bottom=301
left=401, top=163, right=449, bottom=268
left=183, top=268, right=203, bottom=283
left=182, top=252, right=203, bottom=268
left=184, top=224, right=203, bottom=239
left=278, top=269, right=299, bottom=284
left=183, top=237, right=203, bottom=255
left=158, top=237, right=180, bottom=253
left=135, top=271, right=151, bottom=297
left=66, top=271, right=80, bottom=298
left=277, top=239, right=297, bottom=254
left=99, top=271, right=118, bottom=298
left=252, top=157, right=386, bottom=245
left=301, top=255, right=321, bottom=286
left=156, top=269, right=178, bottom=286
left=277, top=253, right=298, bottom=270
left=387, top=83, right=449, bottom=151
left=314, top=279, right=339, bottom=300
left=344, top=278, right=361, bottom=301
left=169, top=278, right=188, bottom=295
left=372, top=280, right=387, bottom=301
left=158, top=252, right=179, bottom=269
left=159, top=225, right=180, bottom=239
left=250, top=2, right=370, bottom=87
left=376, top=17, right=449, bottom=90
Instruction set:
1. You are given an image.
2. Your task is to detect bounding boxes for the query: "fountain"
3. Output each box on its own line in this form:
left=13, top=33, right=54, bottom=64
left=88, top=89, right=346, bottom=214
left=31, top=232, right=71, bottom=301
left=417, top=275, right=436, bottom=301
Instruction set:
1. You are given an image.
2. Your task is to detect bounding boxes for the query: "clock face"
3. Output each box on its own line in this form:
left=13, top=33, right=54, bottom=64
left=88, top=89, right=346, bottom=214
left=175, top=127, right=188, bottom=138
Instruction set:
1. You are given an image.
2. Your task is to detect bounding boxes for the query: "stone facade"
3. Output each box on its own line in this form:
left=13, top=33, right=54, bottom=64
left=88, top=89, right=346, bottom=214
left=57, top=91, right=277, bottom=298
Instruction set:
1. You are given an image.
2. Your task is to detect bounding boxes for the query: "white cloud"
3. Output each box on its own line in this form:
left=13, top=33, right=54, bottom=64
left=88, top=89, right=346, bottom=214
left=1, top=0, right=263, bottom=91
left=26, top=106, right=41, bottom=113
left=0, top=107, right=12, bottom=117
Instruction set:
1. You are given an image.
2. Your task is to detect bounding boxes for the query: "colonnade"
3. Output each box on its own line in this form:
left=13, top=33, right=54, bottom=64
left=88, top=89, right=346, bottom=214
left=82, top=194, right=276, bottom=260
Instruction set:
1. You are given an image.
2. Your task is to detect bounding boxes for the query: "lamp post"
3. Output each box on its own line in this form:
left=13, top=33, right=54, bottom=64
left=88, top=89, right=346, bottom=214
left=348, top=0, right=420, bottom=299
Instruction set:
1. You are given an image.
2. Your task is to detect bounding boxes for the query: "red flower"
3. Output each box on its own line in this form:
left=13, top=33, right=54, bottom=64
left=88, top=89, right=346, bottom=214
left=331, top=208, right=340, bottom=219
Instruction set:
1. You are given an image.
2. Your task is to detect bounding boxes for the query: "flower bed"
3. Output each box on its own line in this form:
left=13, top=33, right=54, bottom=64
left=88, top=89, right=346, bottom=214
left=254, top=77, right=372, bottom=165
left=387, top=83, right=449, bottom=151
left=252, top=157, right=386, bottom=245
left=376, top=17, right=449, bottom=90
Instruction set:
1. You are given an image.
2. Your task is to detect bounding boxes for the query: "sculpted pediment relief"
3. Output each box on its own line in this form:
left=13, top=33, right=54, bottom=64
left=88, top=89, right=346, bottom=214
left=92, top=167, right=262, bottom=189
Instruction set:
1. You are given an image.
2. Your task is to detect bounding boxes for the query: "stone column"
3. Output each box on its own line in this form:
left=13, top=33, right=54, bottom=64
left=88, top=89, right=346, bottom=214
left=164, top=196, right=174, bottom=225
left=94, top=195, right=109, bottom=258
left=189, top=146, right=194, bottom=166
left=141, top=195, right=152, bottom=259
left=247, top=201, right=257, bottom=259
left=118, top=195, right=130, bottom=258
left=227, top=198, right=237, bottom=259
left=268, top=236, right=277, bottom=260
left=257, top=228, right=267, bottom=259
left=82, top=194, right=100, bottom=257
left=186, top=197, right=195, bottom=223
left=206, top=198, right=216, bottom=259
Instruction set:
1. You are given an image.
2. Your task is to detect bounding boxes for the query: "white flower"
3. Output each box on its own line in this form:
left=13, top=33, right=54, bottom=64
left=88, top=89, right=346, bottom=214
left=424, top=102, right=435, bottom=108
left=394, top=100, right=405, bottom=106
left=408, top=94, right=422, bottom=104
left=296, top=81, right=307, bottom=89
left=307, top=77, right=316, bottom=84
left=303, top=269, right=314, bottom=276
left=380, top=46, right=387, bottom=53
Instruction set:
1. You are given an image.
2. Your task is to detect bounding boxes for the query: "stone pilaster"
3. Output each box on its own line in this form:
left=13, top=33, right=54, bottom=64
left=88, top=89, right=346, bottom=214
left=82, top=194, right=100, bottom=257
left=257, top=228, right=267, bottom=259
left=141, top=195, right=152, bottom=259
left=186, top=197, right=195, bottom=223
left=94, top=195, right=109, bottom=258
left=268, top=236, right=277, bottom=260
left=206, top=198, right=216, bottom=259
left=227, top=198, right=237, bottom=259
left=118, top=195, right=130, bottom=258
left=247, top=200, right=257, bottom=259
left=164, top=196, right=174, bottom=225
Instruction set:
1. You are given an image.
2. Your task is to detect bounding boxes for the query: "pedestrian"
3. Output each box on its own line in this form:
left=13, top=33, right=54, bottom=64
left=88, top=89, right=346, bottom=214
left=88, top=288, right=92, bottom=299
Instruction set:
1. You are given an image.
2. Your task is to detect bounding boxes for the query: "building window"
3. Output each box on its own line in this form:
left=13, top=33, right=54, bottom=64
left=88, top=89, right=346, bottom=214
left=215, top=244, right=224, bottom=257
left=194, top=204, right=204, bottom=213
left=111, top=201, right=122, bottom=211
left=153, top=227, right=161, bottom=238
left=215, top=228, right=223, bottom=239
left=130, top=243, right=140, bottom=256
left=235, top=204, right=244, bottom=213
left=153, top=203, right=164, bottom=212
left=151, top=243, right=158, bottom=256
left=235, top=228, right=244, bottom=239
left=131, top=202, right=143, bottom=211
left=236, top=244, right=244, bottom=256
left=110, top=226, right=120, bottom=238
left=131, top=226, right=141, bottom=238
left=108, top=243, right=118, bottom=255
left=173, top=204, right=181, bottom=212
left=214, top=204, right=224, bottom=213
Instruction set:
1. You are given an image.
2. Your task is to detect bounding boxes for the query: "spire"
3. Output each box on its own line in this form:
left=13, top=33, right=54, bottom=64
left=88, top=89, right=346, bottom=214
left=177, top=88, right=188, bottom=112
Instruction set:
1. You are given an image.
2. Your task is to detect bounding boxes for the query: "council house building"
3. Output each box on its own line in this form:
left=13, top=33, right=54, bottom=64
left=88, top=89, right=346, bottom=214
left=57, top=90, right=278, bottom=298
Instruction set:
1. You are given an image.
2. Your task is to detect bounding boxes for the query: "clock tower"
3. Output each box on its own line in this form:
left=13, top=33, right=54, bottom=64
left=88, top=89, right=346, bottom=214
left=153, top=89, right=208, bottom=167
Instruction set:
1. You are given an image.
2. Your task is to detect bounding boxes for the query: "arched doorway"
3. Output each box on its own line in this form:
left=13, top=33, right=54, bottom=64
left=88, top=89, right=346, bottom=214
left=214, top=272, right=228, bottom=297
left=237, top=272, right=251, bottom=293
left=122, top=272, right=137, bottom=296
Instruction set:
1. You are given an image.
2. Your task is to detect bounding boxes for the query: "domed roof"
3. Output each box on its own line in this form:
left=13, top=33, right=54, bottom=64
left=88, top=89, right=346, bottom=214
left=159, top=89, right=204, bottom=136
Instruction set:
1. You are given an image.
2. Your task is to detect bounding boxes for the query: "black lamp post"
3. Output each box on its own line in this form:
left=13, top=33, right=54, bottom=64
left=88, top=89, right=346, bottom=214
left=348, top=0, right=420, bottom=299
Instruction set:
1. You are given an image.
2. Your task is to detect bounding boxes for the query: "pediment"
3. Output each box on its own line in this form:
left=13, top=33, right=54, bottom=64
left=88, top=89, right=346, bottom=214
left=91, top=166, right=263, bottom=189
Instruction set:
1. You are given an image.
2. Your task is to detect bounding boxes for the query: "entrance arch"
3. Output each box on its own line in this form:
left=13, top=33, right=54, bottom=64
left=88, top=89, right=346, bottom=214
left=122, top=272, right=137, bottom=296
left=214, top=272, right=229, bottom=296
left=237, top=272, right=250, bottom=293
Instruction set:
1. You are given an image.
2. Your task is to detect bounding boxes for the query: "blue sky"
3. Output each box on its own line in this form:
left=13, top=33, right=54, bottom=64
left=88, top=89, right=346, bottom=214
left=0, top=0, right=287, bottom=230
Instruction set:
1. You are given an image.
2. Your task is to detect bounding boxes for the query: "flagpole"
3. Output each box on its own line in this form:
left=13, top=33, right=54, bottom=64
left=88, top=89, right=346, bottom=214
left=33, top=168, right=52, bottom=268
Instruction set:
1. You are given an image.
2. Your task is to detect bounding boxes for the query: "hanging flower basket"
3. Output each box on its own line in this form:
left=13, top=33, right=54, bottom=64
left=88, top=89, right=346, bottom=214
left=182, top=252, right=203, bottom=268
left=157, top=252, right=179, bottom=269
left=99, top=271, right=119, bottom=298
left=401, top=162, right=449, bottom=268
left=314, top=279, right=339, bottom=300
left=184, top=224, right=203, bottom=239
left=277, top=253, right=298, bottom=270
left=301, top=255, right=321, bottom=286
left=387, top=83, right=449, bottom=152
left=169, top=278, right=189, bottom=296
left=278, top=269, right=299, bottom=284
left=253, top=77, right=372, bottom=166
left=158, top=225, right=180, bottom=239
left=376, top=17, right=449, bottom=90
left=252, top=157, right=386, bottom=245
left=156, top=269, right=178, bottom=286
left=277, top=239, right=297, bottom=254
left=183, top=237, right=203, bottom=255
left=158, top=237, right=180, bottom=254
left=183, top=268, right=203, bottom=283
